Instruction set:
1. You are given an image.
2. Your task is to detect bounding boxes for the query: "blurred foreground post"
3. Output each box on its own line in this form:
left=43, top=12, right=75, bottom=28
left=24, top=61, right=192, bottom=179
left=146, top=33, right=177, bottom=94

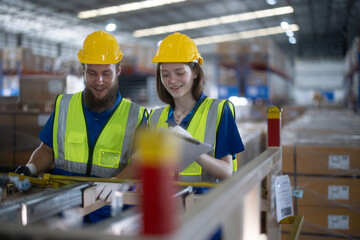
left=138, top=129, right=179, bottom=235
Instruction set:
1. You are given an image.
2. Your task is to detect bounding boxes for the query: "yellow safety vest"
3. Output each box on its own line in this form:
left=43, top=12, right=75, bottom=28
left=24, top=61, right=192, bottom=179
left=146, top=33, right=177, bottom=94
left=149, top=97, right=237, bottom=182
left=53, top=92, right=146, bottom=177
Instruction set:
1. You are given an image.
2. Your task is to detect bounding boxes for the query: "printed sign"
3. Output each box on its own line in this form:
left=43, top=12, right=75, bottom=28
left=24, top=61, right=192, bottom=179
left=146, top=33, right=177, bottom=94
left=274, top=175, right=293, bottom=222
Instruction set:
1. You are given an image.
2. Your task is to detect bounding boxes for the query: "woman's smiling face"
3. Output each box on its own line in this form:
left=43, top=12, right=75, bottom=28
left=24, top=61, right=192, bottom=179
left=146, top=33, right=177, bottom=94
left=160, top=63, right=197, bottom=100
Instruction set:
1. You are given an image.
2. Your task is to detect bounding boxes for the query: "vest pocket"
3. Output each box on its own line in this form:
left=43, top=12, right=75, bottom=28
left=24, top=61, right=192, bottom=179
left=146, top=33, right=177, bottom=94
left=65, top=131, right=86, bottom=163
left=98, top=149, right=120, bottom=168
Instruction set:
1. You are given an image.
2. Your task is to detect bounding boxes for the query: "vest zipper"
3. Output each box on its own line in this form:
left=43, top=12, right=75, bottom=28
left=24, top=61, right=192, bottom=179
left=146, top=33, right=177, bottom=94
left=84, top=93, right=122, bottom=177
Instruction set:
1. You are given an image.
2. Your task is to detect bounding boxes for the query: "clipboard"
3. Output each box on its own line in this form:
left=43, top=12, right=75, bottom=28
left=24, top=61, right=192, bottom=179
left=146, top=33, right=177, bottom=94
left=170, top=132, right=213, bottom=172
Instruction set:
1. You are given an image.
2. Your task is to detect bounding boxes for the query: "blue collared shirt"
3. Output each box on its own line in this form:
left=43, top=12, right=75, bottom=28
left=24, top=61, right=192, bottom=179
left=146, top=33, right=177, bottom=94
left=166, top=93, right=244, bottom=159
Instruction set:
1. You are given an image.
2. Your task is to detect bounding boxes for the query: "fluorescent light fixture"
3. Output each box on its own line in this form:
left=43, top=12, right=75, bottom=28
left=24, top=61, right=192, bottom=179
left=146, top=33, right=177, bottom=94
left=280, top=21, right=290, bottom=29
left=289, top=36, right=297, bottom=44
left=78, top=0, right=187, bottom=19
left=134, top=6, right=294, bottom=37
left=193, top=24, right=299, bottom=46
left=106, top=23, right=117, bottom=32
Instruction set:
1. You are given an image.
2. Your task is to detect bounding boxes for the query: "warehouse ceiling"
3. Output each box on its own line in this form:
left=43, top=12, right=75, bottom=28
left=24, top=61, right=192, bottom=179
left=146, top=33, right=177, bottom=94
left=0, top=0, right=359, bottom=59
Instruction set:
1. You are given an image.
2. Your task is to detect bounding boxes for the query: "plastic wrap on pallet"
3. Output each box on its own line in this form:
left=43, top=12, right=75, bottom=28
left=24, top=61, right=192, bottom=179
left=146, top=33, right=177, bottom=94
left=281, top=108, right=360, bottom=240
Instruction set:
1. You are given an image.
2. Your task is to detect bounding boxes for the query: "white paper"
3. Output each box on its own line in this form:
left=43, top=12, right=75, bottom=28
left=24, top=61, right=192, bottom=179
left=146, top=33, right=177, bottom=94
left=328, top=215, right=349, bottom=230
left=328, top=155, right=350, bottom=170
left=274, top=175, right=294, bottom=222
left=328, top=185, right=349, bottom=200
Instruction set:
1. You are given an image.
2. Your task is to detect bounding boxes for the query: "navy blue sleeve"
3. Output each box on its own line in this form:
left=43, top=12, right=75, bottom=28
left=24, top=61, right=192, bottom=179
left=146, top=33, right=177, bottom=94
left=215, top=102, right=245, bottom=159
left=39, top=110, right=55, bottom=148
left=138, top=108, right=148, bottom=127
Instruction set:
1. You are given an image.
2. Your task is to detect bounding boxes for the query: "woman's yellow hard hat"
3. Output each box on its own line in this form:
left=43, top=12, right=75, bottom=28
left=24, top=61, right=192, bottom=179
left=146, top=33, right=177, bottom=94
left=152, top=32, right=203, bottom=65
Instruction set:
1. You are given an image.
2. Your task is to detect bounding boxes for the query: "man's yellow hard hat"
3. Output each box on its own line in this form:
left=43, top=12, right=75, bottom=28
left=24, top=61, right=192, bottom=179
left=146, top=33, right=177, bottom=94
left=78, top=30, right=123, bottom=64
left=152, top=32, right=203, bottom=65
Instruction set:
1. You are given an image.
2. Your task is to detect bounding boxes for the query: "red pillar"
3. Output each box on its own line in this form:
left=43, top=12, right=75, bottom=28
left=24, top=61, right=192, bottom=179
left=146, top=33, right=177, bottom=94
left=138, top=130, right=178, bottom=236
left=267, top=106, right=282, bottom=147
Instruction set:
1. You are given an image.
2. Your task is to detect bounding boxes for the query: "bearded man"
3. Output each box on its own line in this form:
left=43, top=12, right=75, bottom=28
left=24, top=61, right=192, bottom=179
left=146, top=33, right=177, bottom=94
left=15, top=30, right=148, bottom=222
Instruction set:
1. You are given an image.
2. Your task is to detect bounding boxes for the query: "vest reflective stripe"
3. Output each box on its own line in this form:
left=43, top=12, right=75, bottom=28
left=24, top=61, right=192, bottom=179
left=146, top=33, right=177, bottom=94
left=149, top=108, right=163, bottom=128
left=149, top=107, right=169, bottom=129
left=149, top=98, right=235, bottom=182
left=53, top=93, right=145, bottom=177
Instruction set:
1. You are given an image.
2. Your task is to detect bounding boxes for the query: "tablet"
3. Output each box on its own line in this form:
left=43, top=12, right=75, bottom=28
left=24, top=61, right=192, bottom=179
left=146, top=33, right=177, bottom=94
left=170, top=132, right=213, bottom=172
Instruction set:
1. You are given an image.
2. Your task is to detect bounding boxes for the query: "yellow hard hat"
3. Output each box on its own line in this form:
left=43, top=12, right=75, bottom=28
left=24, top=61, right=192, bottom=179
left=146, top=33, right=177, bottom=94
left=152, top=32, right=203, bottom=65
left=78, top=30, right=123, bottom=64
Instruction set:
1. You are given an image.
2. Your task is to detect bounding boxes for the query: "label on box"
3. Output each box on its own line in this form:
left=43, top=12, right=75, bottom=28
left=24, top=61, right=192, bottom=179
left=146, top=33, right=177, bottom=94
left=328, top=215, right=349, bottom=230
left=328, top=185, right=349, bottom=200
left=328, top=155, right=350, bottom=170
left=274, top=175, right=293, bottom=222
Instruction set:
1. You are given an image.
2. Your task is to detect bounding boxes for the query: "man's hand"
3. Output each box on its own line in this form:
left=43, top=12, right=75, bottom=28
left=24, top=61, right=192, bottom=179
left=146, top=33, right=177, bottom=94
left=95, top=182, right=123, bottom=203
left=15, top=164, right=37, bottom=178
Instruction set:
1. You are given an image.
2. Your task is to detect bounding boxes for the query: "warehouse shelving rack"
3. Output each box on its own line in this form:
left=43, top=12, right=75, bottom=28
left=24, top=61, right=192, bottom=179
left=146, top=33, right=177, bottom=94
left=344, top=56, right=360, bottom=112
left=214, top=40, right=294, bottom=106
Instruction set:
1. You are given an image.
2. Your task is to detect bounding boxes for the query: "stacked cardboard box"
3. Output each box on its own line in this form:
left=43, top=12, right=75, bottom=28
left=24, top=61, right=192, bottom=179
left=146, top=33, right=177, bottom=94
left=216, top=39, right=293, bottom=104
left=0, top=111, right=46, bottom=170
left=281, top=109, right=360, bottom=240
left=1, top=47, right=55, bottom=73
left=237, top=122, right=267, bottom=168
left=20, top=74, right=66, bottom=110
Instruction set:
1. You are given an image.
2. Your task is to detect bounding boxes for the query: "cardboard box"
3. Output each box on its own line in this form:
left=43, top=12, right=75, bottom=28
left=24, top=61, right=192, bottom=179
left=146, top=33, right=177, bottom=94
left=289, top=176, right=360, bottom=208
left=2, top=47, right=33, bottom=72
left=247, top=70, right=267, bottom=86
left=0, top=151, right=14, bottom=167
left=0, top=113, right=13, bottom=126
left=216, top=41, right=242, bottom=56
left=282, top=144, right=360, bottom=176
left=15, top=151, right=34, bottom=166
left=20, top=75, right=66, bottom=105
left=282, top=206, right=360, bottom=236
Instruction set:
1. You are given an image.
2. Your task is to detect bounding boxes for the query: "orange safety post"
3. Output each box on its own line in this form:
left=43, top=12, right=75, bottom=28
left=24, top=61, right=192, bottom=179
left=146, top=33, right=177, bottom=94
left=137, top=129, right=179, bottom=235
left=267, top=106, right=283, bottom=147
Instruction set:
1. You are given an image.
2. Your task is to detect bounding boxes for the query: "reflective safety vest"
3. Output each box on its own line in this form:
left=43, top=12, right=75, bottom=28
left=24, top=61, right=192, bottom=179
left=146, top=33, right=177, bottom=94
left=53, top=92, right=146, bottom=177
left=149, top=97, right=237, bottom=182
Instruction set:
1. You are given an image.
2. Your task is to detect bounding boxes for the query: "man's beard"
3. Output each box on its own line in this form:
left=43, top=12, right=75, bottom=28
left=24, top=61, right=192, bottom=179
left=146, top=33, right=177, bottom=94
left=83, top=82, right=119, bottom=113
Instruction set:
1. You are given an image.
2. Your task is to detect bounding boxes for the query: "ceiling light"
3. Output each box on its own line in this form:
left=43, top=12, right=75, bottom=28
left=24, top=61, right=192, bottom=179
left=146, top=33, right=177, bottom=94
left=78, top=0, right=187, bottom=19
left=106, top=23, right=117, bottom=32
left=289, top=36, right=297, bottom=44
left=266, top=0, right=277, bottom=5
left=286, top=30, right=294, bottom=37
left=193, top=24, right=299, bottom=46
left=280, top=21, right=290, bottom=29
left=134, top=6, right=294, bottom=37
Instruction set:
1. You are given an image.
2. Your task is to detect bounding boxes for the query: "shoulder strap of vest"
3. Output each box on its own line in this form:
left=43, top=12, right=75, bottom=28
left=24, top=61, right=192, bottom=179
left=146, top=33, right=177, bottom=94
left=149, top=106, right=167, bottom=128
left=121, top=98, right=147, bottom=127
left=53, top=93, right=75, bottom=160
